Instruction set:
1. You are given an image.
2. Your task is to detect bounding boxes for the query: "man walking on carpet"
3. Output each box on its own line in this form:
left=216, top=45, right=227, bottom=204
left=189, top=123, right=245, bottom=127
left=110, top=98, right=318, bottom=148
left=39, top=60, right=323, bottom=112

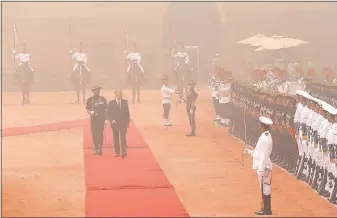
left=107, top=89, right=130, bottom=158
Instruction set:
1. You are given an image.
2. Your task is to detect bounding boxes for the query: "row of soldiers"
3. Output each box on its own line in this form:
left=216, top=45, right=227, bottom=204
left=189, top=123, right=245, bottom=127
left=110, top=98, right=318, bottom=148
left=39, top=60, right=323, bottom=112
left=229, top=81, right=337, bottom=205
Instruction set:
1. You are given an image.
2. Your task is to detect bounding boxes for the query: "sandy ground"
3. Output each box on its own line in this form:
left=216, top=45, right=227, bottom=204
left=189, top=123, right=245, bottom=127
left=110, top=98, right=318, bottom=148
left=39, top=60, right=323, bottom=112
left=2, top=129, right=85, bottom=217
left=3, top=89, right=337, bottom=217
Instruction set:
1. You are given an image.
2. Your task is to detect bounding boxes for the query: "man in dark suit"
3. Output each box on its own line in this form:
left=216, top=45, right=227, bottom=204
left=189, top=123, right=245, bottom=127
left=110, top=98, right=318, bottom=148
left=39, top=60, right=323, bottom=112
left=107, top=89, right=130, bottom=158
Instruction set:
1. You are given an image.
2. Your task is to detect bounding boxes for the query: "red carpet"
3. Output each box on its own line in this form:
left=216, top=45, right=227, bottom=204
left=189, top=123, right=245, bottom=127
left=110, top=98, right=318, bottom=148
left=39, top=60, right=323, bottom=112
left=2, top=119, right=189, bottom=217
left=83, top=120, right=189, bottom=217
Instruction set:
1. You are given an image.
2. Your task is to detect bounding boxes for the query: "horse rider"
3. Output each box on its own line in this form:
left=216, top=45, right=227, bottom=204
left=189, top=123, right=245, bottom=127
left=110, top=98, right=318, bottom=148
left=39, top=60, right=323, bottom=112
left=69, top=42, right=91, bottom=84
left=12, top=41, right=34, bottom=83
left=86, top=85, right=108, bottom=156
left=171, top=43, right=190, bottom=88
left=125, top=43, right=144, bottom=103
left=126, top=43, right=144, bottom=76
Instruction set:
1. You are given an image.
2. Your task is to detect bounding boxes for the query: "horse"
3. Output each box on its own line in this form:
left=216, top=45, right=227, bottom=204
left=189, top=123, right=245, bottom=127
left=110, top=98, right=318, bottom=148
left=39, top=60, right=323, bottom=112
left=129, top=61, right=143, bottom=103
left=71, top=62, right=89, bottom=104
left=14, top=63, right=34, bottom=105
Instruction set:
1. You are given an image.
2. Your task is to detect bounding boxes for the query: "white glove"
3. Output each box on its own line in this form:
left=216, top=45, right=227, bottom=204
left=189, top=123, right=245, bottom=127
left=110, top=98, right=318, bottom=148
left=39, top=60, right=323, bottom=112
left=244, top=148, right=253, bottom=156
left=69, top=50, right=73, bottom=54
left=124, top=50, right=127, bottom=54
left=105, top=120, right=108, bottom=124
left=90, top=111, right=94, bottom=115
left=12, top=50, right=16, bottom=54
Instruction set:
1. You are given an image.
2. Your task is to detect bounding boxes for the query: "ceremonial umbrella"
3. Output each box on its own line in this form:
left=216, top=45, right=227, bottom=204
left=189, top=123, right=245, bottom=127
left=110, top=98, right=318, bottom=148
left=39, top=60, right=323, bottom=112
left=236, top=33, right=272, bottom=45
left=254, top=36, right=309, bottom=51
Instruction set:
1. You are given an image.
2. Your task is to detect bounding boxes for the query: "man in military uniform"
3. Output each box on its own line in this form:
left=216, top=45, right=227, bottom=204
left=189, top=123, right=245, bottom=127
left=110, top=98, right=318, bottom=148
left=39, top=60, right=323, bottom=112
left=86, top=85, right=108, bottom=155
left=245, top=116, right=273, bottom=215
left=182, top=81, right=198, bottom=136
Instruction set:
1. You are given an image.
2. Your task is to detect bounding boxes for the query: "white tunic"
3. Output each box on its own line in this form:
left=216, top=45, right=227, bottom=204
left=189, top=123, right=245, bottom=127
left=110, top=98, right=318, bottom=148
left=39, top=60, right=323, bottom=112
left=127, top=52, right=141, bottom=63
left=15, top=53, right=31, bottom=63
left=72, top=52, right=88, bottom=62
left=294, top=103, right=303, bottom=124
left=161, top=85, right=175, bottom=104
left=219, top=83, right=231, bottom=104
left=319, top=119, right=331, bottom=139
left=327, top=123, right=337, bottom=145
left=173, top=52, right=189, bottom=64
left=253, top=131, right=273, bottom=172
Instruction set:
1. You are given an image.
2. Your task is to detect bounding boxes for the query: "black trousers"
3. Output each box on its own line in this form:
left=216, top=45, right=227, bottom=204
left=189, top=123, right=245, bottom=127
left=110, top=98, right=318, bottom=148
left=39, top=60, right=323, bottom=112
left=219, top=102, right=231, bottom=120
left=187, top=106, right=196, bottom=133
left=212, top=97, right=220, bottom=116
left=90, top=117, right=105, bottom=150
left=112, top=127, right=127, bottom=155
left=163, top=103, right=171, bottom=119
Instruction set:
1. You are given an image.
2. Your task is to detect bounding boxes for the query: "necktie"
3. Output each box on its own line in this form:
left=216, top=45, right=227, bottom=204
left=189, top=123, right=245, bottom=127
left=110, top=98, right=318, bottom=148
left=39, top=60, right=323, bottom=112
left=118, top=100, right=121, bottom=109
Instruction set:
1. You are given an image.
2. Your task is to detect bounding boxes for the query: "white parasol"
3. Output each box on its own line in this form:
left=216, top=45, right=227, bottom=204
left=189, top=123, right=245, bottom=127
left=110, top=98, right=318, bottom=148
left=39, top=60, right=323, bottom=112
left=254, top=36, right=309, bottom=51
left=236, top=33, right=271, bottom=45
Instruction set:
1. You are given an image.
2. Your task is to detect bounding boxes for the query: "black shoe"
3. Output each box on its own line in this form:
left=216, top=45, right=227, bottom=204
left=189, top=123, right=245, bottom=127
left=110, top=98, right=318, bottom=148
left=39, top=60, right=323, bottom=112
left=255, top=210, right=265, bottom=215
left=321, top=190, right=330, bottom=198
left=122, top=153, right=127, bottom=158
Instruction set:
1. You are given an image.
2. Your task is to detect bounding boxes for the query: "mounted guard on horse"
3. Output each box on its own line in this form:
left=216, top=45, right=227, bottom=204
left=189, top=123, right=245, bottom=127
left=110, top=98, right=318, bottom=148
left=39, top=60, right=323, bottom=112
left=13, top=41, right=34, bottom=105
left=125, top=43, right=144, bottom=104
left=171, top=43, right=190, bottom=99
left=69, top=42, right=91, bottom=103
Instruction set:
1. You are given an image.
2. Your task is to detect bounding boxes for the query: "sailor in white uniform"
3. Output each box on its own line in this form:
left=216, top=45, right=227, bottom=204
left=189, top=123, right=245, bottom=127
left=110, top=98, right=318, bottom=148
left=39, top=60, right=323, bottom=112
left=161, top=74, right=177, bottom=126
left=245, top=116, right=273, bottom=215
left=295, top=91, right=311, bottom=179
left=328, top=109, right=337, bottom=204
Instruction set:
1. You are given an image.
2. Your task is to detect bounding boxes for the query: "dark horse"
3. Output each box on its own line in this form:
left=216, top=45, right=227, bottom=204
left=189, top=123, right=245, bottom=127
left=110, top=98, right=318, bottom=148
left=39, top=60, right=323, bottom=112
left=128, top=61, right=143, bottom=104
left=71, top=62, right=90, bottom=104
left=14, top=63, right=34, bottom=105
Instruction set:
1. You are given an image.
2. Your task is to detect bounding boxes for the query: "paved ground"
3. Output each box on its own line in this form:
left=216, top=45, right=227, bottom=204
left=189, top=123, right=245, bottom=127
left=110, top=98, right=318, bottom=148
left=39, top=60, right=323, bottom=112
left=3, top=90, right=337, bottom=217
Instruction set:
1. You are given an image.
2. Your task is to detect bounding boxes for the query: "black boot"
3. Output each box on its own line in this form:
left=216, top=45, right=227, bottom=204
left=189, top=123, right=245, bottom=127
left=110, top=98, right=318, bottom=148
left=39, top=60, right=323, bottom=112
left=264, top=195, right=272, bottom=215
left=319, top=169, right=328, bottom=195
left=329, top=178, right=337, bottom=204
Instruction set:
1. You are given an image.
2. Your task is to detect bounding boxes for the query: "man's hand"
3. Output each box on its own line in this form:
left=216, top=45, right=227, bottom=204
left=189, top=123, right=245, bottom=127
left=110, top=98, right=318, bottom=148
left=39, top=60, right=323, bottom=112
left=69, top=50, right=73, bottom=54
left=12, top=50, right=16, bottom=54
left=90, top=111, right=95, bottom=115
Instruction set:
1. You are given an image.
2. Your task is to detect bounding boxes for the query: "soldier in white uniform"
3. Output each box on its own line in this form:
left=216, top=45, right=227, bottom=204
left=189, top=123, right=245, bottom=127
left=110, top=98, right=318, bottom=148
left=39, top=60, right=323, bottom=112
left=245, top=116, right=273, bottom=215
left=295, top=91, right=311, bottom=180
left=319, top=103, right=336, bottom=197
left=210, top=70, right=221, bottom=123
left=69, top=42, right=91, bottom=83
left=293, top=90, right=305, bottom=174
left=218, top=71, right=233, bottom=127
left=13, top=42, right=34, bottom=83
left=161, top=74, right=177, bottom=126
left=328, top=109, right=337, bottom=204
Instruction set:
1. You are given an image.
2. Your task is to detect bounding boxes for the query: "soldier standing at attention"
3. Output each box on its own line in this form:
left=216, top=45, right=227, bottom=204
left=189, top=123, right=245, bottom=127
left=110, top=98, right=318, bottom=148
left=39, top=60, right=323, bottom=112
left=180, top=81, right=198, bottom=136
left=161, top=74, right=177, bottom=126
left=245, top=116, right=274, bottom=215
left=86, top=85, right=108, bottom=155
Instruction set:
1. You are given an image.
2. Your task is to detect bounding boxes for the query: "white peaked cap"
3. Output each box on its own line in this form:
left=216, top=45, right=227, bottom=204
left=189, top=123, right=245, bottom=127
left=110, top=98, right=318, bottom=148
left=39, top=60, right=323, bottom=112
left=322, top=103, right=337, bottom=115
left=259, top=116, right=273, bottom=126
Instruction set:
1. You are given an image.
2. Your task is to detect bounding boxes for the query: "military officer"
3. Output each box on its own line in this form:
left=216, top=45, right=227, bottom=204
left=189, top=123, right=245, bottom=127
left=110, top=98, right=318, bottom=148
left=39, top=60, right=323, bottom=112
left=182, top=81, right=198, bottom=136
left=245, top=116, right=273, bottom=215
left=86, top=85, right=108, bottom=155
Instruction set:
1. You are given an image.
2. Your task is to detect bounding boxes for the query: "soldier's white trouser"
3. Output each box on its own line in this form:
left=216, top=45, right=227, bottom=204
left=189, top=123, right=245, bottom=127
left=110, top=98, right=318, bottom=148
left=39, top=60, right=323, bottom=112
left=18, top=62, right=34, bottom=71
left=127, top=63, right=144, bottom=73
left=297, top=137, right=303, bottom=156
left=257, top=169, right=272, bottom=196
left=73, top=63, right=90, bottom=72
left=302, top=140, right=308, bottom=157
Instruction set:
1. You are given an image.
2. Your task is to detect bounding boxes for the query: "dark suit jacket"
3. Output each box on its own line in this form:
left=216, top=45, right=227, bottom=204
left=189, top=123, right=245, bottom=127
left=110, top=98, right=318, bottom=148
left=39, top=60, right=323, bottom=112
left=107, top=99, right=130, bottom=129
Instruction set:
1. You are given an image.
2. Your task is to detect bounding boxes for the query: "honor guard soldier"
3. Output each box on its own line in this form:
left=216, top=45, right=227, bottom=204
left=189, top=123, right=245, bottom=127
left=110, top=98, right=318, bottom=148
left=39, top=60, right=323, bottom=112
left=328, top=108, right=337, bottom=204
left=245, top=116, right=274, bottom=215
left=13, top=41, right=35, bottom=83
left=86, top=85, right=108, bottom=155
left=218, top=71, right=233, bottom=127
left=180, top=81, right=198, bottom=136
